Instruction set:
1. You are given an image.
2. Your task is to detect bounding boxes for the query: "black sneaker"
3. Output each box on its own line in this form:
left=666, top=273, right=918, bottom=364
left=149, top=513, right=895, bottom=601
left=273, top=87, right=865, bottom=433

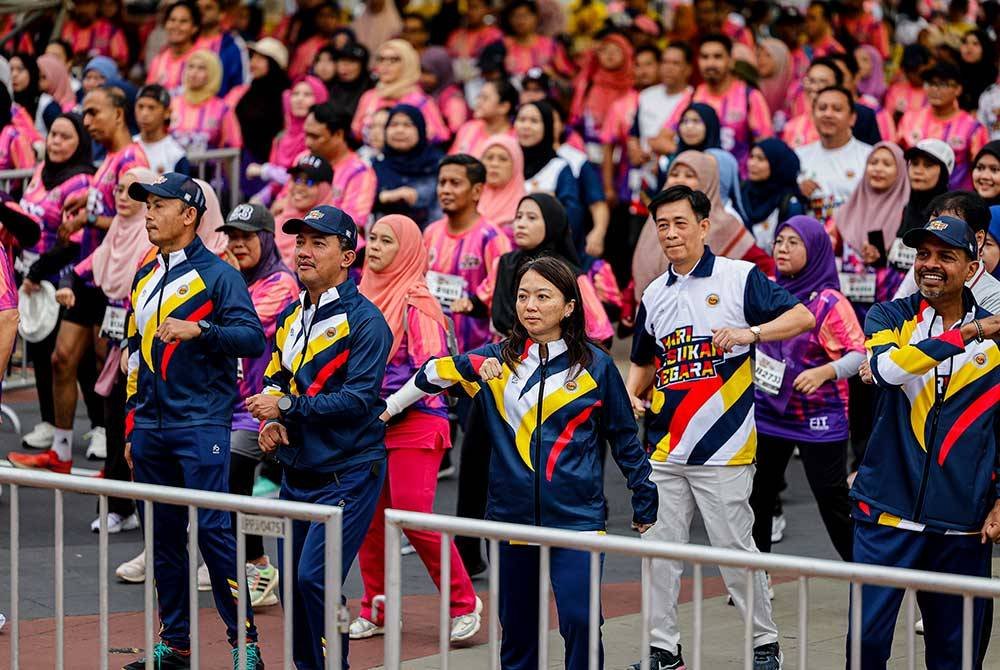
left=753, top=642, right=783, bottom=670
left=123, top=642, right=191, bottom=669
left=629, top=645, right=686, bottom=670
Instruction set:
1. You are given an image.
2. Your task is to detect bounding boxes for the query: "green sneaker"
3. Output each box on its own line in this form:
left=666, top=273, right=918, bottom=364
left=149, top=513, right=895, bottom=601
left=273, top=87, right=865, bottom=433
left=232, top=643, right=265, bottom=670
left=122, top=642, right=191, bottom=669
left=247, top=561, right=279, bottom=608
left=252, top=476, right=280, bottom=497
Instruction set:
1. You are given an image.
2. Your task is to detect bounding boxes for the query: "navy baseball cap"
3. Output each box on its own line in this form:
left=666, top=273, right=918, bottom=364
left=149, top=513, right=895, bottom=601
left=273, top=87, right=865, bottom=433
left=288, top=154, right=334, bottom=184
left=902, top=215, right=978, bottom=259
left=282, top=204, right=358, bottom=249
left=129, top=172, right=207, bottom=214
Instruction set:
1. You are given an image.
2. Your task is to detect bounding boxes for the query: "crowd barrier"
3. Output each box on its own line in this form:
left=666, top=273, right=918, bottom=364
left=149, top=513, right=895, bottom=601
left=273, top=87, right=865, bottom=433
left=0, top=467, right=345, bottom=670
left=383, top=509, right=1000, bottom=670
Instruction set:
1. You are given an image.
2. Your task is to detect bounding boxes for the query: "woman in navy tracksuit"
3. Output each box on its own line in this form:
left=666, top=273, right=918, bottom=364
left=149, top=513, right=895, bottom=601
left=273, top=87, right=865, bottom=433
left=383, top=255, right=658, bottom=670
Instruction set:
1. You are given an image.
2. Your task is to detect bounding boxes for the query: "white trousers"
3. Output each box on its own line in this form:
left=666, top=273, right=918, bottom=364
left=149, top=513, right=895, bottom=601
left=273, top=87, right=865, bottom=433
left=644, top=461, right=779, bottom=653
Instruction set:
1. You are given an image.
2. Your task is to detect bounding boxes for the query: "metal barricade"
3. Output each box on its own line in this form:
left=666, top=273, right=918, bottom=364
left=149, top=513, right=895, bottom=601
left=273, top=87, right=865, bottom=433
left=0, top=168, right=35, bottom=194
left=1, top=467, right=346, bottom=670
left=188, top=148, right=242, bottom=213
left=383, top=509, right=1000, bottom=670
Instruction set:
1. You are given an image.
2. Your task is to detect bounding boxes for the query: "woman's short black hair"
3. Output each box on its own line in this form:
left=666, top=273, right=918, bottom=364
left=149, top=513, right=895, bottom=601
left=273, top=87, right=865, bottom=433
left=648, top=184, right=712, bottom=222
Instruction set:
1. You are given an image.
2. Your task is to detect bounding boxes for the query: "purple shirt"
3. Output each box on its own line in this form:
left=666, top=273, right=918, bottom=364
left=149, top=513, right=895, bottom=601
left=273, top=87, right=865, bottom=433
left=381, top=306, right=449, bottom=419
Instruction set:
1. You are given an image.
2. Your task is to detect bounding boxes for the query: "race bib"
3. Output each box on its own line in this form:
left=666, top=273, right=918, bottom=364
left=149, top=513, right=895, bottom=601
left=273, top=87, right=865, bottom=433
left=99, top=305, right=127, bottom=341
left=585, top=142, right=605, bottom=164
left=426, top=271, right=468, bottom=309
left=839, top=272, right=876, bottom=303
left=887, top=238, right=916, bottom=270
left=754, top=350, right=786, bottom=396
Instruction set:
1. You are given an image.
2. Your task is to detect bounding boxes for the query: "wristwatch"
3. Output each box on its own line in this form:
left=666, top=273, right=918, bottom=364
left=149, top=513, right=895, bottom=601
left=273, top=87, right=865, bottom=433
left=197, top=319, right=212, bottom=336
left=277, top=395, right=294, bottom=414
left=749, top=326, right=762, bottom=343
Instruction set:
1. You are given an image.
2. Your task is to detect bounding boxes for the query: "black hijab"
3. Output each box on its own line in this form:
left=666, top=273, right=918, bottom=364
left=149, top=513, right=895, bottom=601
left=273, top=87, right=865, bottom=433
left=492, top=193, right=581, bottom=336
left=41, top=113, right=96, bottom=191
left=676, top=103, right=722, bottom=154
left=235, top=54, right=291, bottom=162
left=960, top=29, right=999, bottom=112
left=974, top=141, right=1000, bottom=207
left=12, top=53, right=40, bottom=118
left=373, top=105, right=443, bottom=188
left=899, top=154, right=950, bottom=237
left=242, top=231, right=293, bottom=286
left=519, top=101, right=558, bottom=180
left=326, top=44, right=373, bottom=115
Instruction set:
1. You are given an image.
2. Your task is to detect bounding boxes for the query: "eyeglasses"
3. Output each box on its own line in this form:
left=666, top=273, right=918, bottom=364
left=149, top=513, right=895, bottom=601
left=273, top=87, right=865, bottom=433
left=925, top=80, right=957, bottom=89
left=375, top=55, right=402, bottom=65
left=293, top=176, right=318, bottom=186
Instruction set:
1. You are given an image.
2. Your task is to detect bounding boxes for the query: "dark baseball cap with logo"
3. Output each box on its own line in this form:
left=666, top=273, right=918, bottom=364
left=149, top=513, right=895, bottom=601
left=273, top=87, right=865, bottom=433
left=137, top=83, right=171, bottom=109
left=128, top=172, right=207, bottom=214
left=219, top=202, right=274, bottom=233
left=289, top=154, right=334, bottom=184
left=282, top=204, right=358, bottom=249
left=902, top=215, right=978, bottom=259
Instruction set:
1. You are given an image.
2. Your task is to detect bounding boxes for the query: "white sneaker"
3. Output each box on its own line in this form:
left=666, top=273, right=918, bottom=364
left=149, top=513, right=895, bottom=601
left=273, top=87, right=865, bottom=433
left=401, top=536, right=417, bottom=556
left=90, top=512, right=140, bottom=534
left=771, top=514, right=786, bottom=544
left=915, top=618, right=924, bottom=635
left=85, top=427, right=107, bottom=460
left=22, top=421, right=55, bottom=449
left=116, top=551, right=146, bottom=583
left=450, top=596, right=483, bottom=642
left=247, top=561, right=280, bottom=608
left=349, top=616, right=384, bottom=639
left=197, top=562, right=212, bottom=591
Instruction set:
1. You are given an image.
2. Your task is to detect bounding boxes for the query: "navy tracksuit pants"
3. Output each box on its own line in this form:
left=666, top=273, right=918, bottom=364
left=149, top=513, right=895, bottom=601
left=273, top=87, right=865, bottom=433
left=848, top=521, right=992, bottom=669
left=279, top=459, right=385, bottom=670
left=498, top=542, right=604, bottom=670
left=131, top=426, right=257, bottom=650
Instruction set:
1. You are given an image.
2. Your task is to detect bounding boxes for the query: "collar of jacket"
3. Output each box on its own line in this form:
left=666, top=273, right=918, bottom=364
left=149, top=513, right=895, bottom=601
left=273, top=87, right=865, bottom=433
left=155, top=236, right=207, bottom=269
left=298, top=278, right=358, bottom=311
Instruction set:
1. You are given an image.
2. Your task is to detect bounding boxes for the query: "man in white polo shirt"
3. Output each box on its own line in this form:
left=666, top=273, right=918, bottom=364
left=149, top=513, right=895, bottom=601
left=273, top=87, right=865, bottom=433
left=627, top=185, right=815, bottom=670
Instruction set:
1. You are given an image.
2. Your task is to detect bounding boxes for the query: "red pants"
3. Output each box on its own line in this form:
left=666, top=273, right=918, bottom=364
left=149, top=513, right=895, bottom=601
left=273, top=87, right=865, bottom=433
left=358, top=415, right=477, bottom=622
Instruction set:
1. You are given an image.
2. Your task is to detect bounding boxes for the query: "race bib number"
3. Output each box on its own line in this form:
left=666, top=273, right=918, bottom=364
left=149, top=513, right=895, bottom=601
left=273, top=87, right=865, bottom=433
left=839, top=272, right=876, bottom=303
left=887, top=238, right=916, bottom=270
left=754, top=350, right=786, bottom=396
left=99, top=305, right=127, bottom=341
left=426, top=271, right=468, bottom=309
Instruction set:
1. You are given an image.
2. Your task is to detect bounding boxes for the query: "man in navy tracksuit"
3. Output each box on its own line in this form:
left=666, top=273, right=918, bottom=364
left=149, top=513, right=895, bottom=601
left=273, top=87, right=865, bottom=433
left=246, top=205, right=391, bottom=670
left=853, top=216, right=1000, bottom=669
left=123, top=173, right=266, bottom=670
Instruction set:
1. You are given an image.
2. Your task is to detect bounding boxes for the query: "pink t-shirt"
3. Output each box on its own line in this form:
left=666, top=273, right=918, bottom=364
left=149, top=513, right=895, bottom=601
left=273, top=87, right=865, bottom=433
left=0, top=125, right=36, bottom=170
left=446, top=26, right=503, bottom=59
left=20, top=166, right=92, bottom=255
left=62, top=18, right=129, bottom=64
left=326, top=151, right=377, bottom=236
left=146, top=46, right=196, bottom=97
left=85, top=142, right=149, bottom=257
left=885, top=82, right=927, bottom=119
left=351, top=88, right=450, bottom=147
left=665, top=80, right=774, bottom=175
left=896, top=106, right=988, bottom=190
left=423, top=216, right=511, bottom=351
left=170, top=96, right=242, bottom=152
left=502, top=35, right=574, bottom=78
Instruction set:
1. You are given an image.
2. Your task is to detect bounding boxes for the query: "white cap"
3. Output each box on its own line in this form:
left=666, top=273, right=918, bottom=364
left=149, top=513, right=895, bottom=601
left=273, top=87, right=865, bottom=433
left=248, top=37, right=289, bottom=72
left=905, top=138, right=956, bottom=176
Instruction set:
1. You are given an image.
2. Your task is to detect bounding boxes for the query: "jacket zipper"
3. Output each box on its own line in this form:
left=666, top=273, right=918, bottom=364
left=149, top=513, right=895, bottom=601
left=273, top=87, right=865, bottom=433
left=913, top=311, right=944, bottom=521
left=153, top=254, right=170, bottom=429
left=289, top=300, right=318, bottom=470
left=533, top=347, right=548, bottom=526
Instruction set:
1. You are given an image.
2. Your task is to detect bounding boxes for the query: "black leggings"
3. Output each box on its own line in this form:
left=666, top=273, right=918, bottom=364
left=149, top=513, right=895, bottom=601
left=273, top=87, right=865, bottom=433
left=749, top=434, right=853, bottom=561
left=103, top=370, right=133, bottom=516
left=229, top=451, right=265, bottom=562
left=27, top=321, right=104, bottom=428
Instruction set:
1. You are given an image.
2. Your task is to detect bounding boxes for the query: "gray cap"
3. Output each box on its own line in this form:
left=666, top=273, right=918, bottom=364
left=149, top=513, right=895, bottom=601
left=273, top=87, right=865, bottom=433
left=219, top=203, right=275, bottom=233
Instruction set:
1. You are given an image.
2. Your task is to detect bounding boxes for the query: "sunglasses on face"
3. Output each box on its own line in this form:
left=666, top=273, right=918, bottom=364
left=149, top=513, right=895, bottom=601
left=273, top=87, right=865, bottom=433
left=294, top=176, right=318, bottom=186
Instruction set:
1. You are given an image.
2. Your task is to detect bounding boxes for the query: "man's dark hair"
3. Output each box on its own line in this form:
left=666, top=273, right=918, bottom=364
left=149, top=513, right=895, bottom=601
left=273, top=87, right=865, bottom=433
left=809, top=57, right=845, bottom=86
left=901, top=44, right=932, bottom=73
left=665, top=41, right=693, bottom=64
left=636, top=44, right=662, bottom=63
left=309, top=102, right=352, bottom=136
left=828, top=51, right=859, bottom=78
left=98, top=84, right=129, bottom=112
left=928, top=191, right=991, bottom=234
left=699, top=33, right=733, bottom=56
left=438, top=154, right=486, bottom=185
left=813, top=85, right=854, bottom=109
left=809, top=0, right=833, bottom=22
left=648, top=184, right=712, bottom=222
left=166, top=0, right=202, bottom=31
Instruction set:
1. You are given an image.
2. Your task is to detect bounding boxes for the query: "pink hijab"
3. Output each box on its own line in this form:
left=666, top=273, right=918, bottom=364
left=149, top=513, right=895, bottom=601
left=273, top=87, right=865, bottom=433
left=270, top=76, right=330, bottom=169
left=757, top=39, right=793, bottom=119
left=476, top=134, right=524, bottom=231
left=37, top=54, right=75, bottom=111
left=836, top=141, right=910, bottom=255
left=90, top=167, right=158, bottom=300
left=195, top=178, right=229, bottom=255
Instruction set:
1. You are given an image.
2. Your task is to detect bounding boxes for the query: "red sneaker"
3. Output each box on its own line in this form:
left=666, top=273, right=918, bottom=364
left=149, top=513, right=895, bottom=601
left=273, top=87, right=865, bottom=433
left=7, top=450, right=72, bottom=474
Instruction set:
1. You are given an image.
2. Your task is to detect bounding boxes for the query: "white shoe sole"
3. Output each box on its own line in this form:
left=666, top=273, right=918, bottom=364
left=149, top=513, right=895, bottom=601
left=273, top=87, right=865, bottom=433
left=349, top=621, right=385, bottom=639
left=85, top=446, right=107, bottom=460
left=450, top=597, right=483, bottom=643
left=251, top=570, right=280, bottom=609
left=116, top=569, right=145, bottom=584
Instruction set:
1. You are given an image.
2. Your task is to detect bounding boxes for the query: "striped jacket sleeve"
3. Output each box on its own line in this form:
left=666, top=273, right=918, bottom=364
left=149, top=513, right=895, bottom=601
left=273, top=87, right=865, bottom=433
left=865, top=303, right=966, bottom=387
left=384, top=347, right=496, bottom=417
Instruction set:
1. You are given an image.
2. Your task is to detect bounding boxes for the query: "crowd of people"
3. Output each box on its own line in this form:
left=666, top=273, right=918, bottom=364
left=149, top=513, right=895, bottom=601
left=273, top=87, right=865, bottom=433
left=3, top=0, right=1000, bottom=668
